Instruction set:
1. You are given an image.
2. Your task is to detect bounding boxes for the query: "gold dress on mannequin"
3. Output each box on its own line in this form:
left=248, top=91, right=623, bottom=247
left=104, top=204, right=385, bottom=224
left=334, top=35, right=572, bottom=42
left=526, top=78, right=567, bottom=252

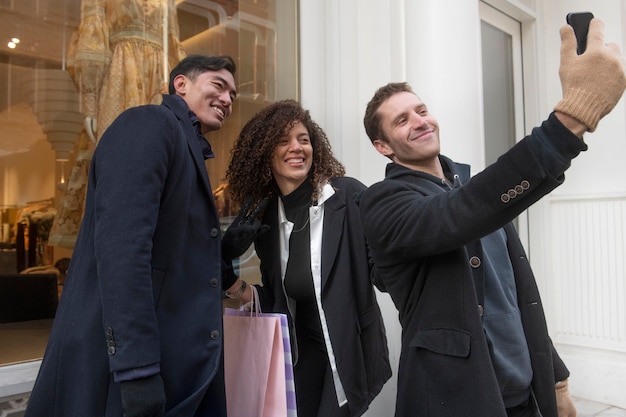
left=48, top=131, right=93, bottom=248
left=48, top=0, right=186, bottom=248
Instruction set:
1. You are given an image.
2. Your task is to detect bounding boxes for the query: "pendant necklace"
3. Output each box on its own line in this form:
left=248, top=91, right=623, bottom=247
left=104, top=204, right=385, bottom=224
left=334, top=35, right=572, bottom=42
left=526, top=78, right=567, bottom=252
left=292, top=213, right=310, bottom=233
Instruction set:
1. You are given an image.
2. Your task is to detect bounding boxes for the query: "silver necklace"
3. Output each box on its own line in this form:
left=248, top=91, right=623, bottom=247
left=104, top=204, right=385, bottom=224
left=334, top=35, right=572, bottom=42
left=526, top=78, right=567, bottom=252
left=292, top=214, right=310, bottom=233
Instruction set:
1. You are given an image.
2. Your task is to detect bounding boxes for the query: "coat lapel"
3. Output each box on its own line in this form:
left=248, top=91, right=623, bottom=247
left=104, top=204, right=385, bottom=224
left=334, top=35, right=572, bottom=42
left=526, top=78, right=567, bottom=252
left=320, top=189, right=345, bottom=289
left=161, top=95, right=214, bottom=200
left=260, top=198, right=284, bottom=285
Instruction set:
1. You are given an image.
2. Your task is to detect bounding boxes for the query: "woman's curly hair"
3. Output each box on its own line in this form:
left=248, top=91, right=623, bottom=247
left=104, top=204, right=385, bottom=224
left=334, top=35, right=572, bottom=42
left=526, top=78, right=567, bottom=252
left=226, top=99, right=345, bottom=207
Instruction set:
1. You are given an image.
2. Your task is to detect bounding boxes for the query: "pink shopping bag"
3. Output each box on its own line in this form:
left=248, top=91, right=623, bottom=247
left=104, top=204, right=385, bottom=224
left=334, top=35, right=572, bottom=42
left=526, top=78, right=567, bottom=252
left=223, top=306, right=288, bottom=417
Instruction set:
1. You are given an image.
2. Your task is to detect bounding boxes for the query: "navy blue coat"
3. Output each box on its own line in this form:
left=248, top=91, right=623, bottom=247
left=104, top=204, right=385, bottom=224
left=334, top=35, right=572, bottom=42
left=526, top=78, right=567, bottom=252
left=359, top=114, right=586, bottom=417
left=26, top=95, right=227, bottom=417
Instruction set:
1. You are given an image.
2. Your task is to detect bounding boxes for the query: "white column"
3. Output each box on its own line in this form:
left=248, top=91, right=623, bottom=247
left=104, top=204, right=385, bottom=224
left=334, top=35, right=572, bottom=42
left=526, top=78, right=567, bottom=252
left=404, top=0, right=485, bottom=170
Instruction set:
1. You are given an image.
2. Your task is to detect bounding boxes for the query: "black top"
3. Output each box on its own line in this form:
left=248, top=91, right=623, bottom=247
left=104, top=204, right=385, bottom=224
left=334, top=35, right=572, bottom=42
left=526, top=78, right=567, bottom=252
left=280, top=181, right=325, bottom=351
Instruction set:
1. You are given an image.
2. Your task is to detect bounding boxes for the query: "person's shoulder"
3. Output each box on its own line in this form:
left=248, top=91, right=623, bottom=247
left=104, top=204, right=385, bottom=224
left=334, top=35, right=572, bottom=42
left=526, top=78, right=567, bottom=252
left=364, top=177, right=400, bottom=192
left=328, top=177, right=368, bottom=208
left=113, top=103, right=175, bottom=127
left=99, top=104, right=179, bottom=148
left=359, top=177, right=409, bottom=207
left=330, top=176, right=366, bottom=191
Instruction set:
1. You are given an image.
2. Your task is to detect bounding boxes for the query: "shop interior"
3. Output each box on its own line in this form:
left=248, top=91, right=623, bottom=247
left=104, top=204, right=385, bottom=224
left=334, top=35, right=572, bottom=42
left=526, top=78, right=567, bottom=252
left=0, top=0, right=297, bottom=366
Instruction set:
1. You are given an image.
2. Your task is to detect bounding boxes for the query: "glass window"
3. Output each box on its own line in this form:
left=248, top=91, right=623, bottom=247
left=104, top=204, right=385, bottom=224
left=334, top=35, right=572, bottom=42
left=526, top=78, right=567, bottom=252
left=0, top=0, right=298, bottom=367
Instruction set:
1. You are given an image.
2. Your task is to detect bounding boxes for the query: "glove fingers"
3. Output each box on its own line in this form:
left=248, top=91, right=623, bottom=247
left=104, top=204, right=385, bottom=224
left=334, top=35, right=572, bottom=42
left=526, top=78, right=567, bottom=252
left=559, top=24, right=578, bottom=60
left=586, top=18, right=605, bottom=51
left=241, top=195, right=254, bottom=211
left=248, top=198, right=269, bottom=220
left=251, top=221, right=271, bottom=232
left=555, top=17, right=626, bottom=131
left=233, top=196, right=254, bottom=225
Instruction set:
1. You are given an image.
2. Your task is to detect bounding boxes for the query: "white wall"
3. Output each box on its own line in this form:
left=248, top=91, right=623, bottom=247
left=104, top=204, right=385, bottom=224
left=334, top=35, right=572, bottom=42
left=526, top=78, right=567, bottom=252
left=300, top=0, right=486, bottom=185
left=300, top=0, right=626, bottom=411
left=534, top=0, right=626, bottom=408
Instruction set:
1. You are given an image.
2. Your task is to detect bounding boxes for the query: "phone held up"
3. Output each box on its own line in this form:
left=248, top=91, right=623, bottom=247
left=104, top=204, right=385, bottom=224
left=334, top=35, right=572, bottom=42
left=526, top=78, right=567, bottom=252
left=566, top=12, right=594, bottom=55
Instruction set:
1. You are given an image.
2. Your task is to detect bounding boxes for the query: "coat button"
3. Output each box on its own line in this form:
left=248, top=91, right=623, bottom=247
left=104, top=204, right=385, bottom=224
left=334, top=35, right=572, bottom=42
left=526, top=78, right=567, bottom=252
left=521, top=180, right=530, bottom=190
left=210, top=330, right=220, bottom=340
left=108, top=346, right=116, bottom=355
left=478, top=304, right=484, bottom=317
left=210, top=278, right=219, bottom=287
left=469, top=256, right=481, bottom=268
left=210, top=228, right=219, bottom=237
left=501, top=193, right=510, bottom=203
left=106, top=327, right=113, bottom=336
left=507, top=189, right=517, bottom=199
left=515, top=184, right=524, bottom=194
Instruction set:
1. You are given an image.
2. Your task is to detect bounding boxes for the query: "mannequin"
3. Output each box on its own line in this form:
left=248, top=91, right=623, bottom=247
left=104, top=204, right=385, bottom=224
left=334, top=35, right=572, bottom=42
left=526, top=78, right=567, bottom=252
left=67, top=0, right=186, bottom=142
left=48, top=129, right=93, bottom=248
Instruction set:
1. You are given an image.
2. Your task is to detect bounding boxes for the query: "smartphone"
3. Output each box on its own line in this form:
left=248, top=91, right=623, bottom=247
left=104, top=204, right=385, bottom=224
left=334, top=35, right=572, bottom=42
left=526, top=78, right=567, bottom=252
left=566, top=12, right=594, bottom=54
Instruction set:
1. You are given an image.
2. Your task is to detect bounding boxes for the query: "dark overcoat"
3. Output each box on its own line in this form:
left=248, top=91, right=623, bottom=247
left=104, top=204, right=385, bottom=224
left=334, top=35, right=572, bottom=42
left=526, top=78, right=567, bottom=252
left=25, top=94, right=227, bottom=417
left=254, top=177, right=392, bottom=417
left=359, top=114, right=587, bottom=417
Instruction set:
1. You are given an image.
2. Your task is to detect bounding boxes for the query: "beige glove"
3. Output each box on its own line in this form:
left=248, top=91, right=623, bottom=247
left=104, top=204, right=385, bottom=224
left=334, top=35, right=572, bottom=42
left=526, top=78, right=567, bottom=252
left=554, top=18, right=626, bottom=132
left=556, top=379, right=577, bottom=417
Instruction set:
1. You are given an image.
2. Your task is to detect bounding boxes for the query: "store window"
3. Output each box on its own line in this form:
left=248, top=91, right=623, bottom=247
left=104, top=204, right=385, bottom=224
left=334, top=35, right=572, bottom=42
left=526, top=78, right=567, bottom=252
left=0, top=0, right=298, bottom=367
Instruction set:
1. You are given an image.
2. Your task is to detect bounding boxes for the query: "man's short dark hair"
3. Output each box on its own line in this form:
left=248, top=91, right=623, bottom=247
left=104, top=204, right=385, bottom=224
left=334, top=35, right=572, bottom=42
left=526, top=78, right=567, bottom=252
left=363, top=82, right=414, bottom=143
left=168, top=55, right=237, bottom=94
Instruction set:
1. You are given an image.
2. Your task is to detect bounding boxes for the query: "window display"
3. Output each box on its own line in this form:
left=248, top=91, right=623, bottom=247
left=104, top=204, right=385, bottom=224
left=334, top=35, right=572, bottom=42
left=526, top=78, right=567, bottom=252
left=0, top=0, right=298, bottom=367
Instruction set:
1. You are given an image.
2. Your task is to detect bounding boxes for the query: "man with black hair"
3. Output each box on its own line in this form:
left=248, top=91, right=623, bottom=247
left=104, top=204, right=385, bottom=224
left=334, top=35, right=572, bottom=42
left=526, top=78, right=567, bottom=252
left=26, top=55, right=237, bottom=417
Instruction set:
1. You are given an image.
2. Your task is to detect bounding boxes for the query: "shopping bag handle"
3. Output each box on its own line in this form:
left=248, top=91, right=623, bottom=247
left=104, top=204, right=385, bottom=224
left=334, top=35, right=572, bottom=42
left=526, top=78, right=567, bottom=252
left=241, top=284, right=262, bottom=316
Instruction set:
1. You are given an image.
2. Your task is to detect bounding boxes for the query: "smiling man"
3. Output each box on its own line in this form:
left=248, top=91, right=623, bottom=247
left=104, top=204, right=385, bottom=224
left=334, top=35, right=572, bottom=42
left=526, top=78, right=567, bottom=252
left=359, top=19, right=625, bottom=417
left=26, top=55, right=237, bottom=417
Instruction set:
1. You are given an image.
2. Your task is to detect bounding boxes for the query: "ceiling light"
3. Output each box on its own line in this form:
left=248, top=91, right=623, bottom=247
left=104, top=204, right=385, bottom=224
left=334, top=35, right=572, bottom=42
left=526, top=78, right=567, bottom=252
left=7, top=37, right=20, bottom=48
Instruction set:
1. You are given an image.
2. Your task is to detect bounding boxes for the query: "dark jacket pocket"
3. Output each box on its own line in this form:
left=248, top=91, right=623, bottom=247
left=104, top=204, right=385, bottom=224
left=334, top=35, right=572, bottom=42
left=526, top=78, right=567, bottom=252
left=410, top=328, right=471, bottom=358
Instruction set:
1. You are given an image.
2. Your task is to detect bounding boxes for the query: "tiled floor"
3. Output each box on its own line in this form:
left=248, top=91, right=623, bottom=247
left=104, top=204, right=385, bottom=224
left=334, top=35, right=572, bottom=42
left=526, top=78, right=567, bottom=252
left=574, top=397, right=626, bottom=417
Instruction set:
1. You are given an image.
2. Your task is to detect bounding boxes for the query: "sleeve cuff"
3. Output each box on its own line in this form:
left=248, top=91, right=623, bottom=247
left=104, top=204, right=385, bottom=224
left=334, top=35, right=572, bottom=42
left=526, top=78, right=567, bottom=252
left=114, top=363, right=160, bottom=382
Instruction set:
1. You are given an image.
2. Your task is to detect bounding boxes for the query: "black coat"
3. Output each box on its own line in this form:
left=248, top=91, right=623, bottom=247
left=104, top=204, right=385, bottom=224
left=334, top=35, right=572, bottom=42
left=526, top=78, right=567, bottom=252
left=359, top=113, right=587, bottom=417
left=254, top=177, right=392, bottom=417
left=25, top=95, right=227, bottom=417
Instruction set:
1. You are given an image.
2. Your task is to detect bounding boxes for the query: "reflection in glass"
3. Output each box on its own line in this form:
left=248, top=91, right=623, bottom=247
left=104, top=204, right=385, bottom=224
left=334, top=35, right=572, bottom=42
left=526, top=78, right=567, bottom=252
left=0, top=0, right=298, bottom=367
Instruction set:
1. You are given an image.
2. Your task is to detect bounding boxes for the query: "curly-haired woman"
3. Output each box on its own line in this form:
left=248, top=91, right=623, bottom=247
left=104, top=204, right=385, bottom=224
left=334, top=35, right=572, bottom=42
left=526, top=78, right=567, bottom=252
left=223, top=99, right=391, bottom=417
